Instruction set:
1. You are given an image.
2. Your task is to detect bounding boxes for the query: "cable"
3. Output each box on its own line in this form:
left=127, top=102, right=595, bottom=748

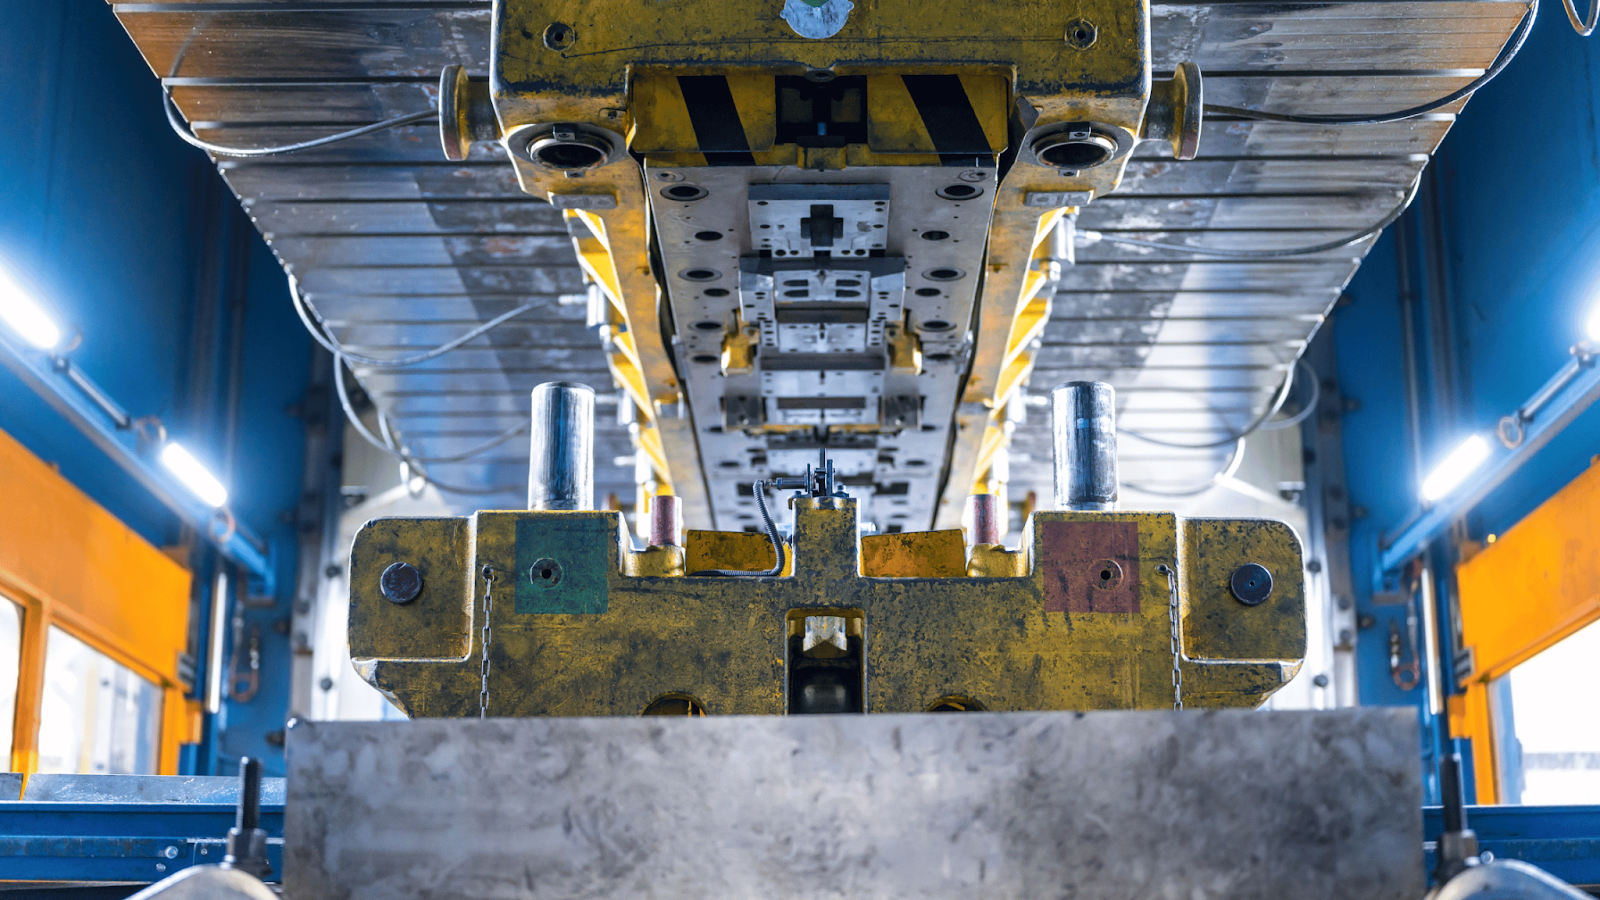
left=290, top=277, right=538, bottom=368
left=1566, top=0, right=1597, bottom=35
left=691, top=481, right=787, bottom=577
left=1084, top=178, right=1420, bottom=259
left=1123, top=437, right=1248, bottom=498
left=1257, top=361, right=1321, bottom=431
left=332, top=355, right=517, bottom=496
left=1121, top=359, right=1306, bottom=450
left=164, top=92, right=437, bottom=158
left=1201, top=0, right=1539, bottom=126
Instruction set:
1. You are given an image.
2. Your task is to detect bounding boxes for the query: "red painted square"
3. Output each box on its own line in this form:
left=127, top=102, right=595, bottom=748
left=1039, top=520, right=1141, bottom=615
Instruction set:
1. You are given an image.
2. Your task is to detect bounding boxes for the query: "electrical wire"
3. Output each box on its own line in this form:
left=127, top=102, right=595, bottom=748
left=293, top=272, right=529, bottom=488
left=1123, top=437, right=1248, bottom=498
left=1566, top=0, right=1598, bottom=35
left=1121, top=358, right=1315, bottom=450
left=164, top=92, right=437, bottom=158
left=290, top=277, right=538, bottom=369
left=1084, top=178, right=1420, bottom=259
left=691, top=480, right=787, bottom=577
left=332, top=354, right=521, bottom=497
left=1201, top=0, right=1540, bottom=126
left=1257, top=360, right=1321, bottom=431
left=1118, top=359, right=1319, bottom=495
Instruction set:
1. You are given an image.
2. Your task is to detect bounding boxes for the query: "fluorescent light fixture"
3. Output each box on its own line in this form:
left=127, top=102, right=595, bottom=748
left=160, top=442, right=229, bottom=508
left=0, top=266, right=62, bottom=350
left=1420, top=434, right=1491, bottom=502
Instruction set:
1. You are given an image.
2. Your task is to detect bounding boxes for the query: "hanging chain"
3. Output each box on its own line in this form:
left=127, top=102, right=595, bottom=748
left=1158, top=564, right=1183, bottom=710
left=479, top=564, right=495, bottom=719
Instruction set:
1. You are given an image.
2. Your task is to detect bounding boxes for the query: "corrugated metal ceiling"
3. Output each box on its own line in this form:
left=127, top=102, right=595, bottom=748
left=110, top=0, right=1526, bottom=519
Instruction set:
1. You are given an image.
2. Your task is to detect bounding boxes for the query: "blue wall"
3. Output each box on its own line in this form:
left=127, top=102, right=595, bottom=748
left=0, top=0, right=313, bottom=774
left=1334, top=3, right=1600, bottom=795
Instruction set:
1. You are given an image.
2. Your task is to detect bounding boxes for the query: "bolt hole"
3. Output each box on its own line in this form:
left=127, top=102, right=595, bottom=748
left=663, top=184, right=709, bottom=201
left=542, top=22, right=576, bottom=50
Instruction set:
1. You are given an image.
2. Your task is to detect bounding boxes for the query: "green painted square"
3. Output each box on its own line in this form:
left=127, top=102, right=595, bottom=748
left=514, top=517, right=610, bottom=614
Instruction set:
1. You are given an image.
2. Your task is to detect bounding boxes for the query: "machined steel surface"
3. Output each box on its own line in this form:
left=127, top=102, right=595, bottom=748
left=527, top=381, right=594, bottom=511
left=284, top=708, right=1424, bottom=900
left=1052, top=381, right=1119, bottom=510
left=20, top=774, right=286, bottom=806
left=109, top=0, right=1530, bottom=512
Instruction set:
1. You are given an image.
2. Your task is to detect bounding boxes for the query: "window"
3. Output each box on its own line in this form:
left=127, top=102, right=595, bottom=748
left=0, top=599, right=20, bottom=769
left=36, top=626, right=161, bottom=775
left=1492, top=618, right=1600, bottom=805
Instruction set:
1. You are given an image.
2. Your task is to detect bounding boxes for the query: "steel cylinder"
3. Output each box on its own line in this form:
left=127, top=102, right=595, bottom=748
left=649, top=494, right=682, bottom=547
left=1050, top=381, right=1118, bottom=511
left=528, top=381, right=595, bottom=511
left=966, top=494, right=1002, bottom=546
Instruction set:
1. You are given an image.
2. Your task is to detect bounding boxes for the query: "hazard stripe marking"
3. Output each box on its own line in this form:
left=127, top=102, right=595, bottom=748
left=901, top=74, right=992, bottom=165
left=677, top=75, right=756, bottom=165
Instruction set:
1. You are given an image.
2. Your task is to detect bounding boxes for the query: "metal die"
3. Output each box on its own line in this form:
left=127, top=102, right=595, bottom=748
left=347, top=500, right=1307, bottom=717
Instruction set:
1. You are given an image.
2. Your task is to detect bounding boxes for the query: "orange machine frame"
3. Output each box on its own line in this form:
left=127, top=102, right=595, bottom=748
left=0, top=427, right=192, bottom=776
left=1453, top=456, right=1600, bottom=804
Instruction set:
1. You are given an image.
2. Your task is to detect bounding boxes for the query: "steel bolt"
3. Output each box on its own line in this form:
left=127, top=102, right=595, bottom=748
left=1229, top=563, right=1273, bottom=606
left=381, top=562, right=424, bottom=604
left=1313, top=673, right=1330, bottom=688
left=156, top=863, right=166, bottom=873
left=164, top=845, right=179, bottom=859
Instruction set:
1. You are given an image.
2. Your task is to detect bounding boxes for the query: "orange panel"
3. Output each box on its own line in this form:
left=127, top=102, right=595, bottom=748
left=1456, top=457, right=1600, bottom=682
left=1454, top=456, right=1600, bottom=804
left=0, top=428, right=192, bottom=773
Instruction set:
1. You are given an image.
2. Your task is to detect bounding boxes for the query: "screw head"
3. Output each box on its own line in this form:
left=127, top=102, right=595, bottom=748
left=380, top=562, right=424, bottom=604
left=1229, top=563, right=1274, bottom=606
left=163, top=845, right=179, bottom=859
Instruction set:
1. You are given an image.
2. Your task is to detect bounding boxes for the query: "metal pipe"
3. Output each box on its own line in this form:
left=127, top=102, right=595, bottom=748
left=649, top=494, right=681, bottom=547
left=966, top=494, right=1001, bottom=545
left=1050, top=381, right=1118, bottom=511
left=528, top=381, right=595, bottom=511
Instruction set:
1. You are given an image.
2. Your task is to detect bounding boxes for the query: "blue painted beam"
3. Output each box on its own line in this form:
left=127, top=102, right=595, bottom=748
left=0, top=328, right=276, bottom=593
left=1424, top=804, right=1600, bottom=888
left=1376, top=347, right=1600, bottom=588
left=0, top=802, right=283, bottom=883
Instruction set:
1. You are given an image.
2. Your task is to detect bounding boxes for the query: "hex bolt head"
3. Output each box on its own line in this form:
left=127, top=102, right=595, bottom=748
left=1229, top=563, right=1273, bottom=606
left=381, top=562, right=424, bottom=604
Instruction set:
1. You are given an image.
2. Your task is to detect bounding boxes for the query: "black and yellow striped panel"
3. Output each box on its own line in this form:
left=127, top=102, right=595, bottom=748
left=632, top=73, right=777, bottom=160
left=630, top=71, right=1008, bottom=164
left=867, top=73, right=1008, bottom=161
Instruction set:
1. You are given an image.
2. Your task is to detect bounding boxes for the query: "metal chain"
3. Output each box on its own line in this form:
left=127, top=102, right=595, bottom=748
left=479, top=565, right=494, bottom=719
left=1158, top=564, right=1183, bottom=710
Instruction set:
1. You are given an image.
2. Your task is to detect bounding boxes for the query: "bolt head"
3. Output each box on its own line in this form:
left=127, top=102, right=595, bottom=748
left=380, top=562, right=423, bottom=604
left=1229, top=563, right=1274, bottom=606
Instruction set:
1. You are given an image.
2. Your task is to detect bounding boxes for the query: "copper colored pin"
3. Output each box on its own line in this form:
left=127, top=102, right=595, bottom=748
left=649, top=494, right=682, bottom=547
left=967, top=493, right=1001, bottom=546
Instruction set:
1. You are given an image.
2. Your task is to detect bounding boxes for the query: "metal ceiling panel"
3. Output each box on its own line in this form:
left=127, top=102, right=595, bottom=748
left=108, top=0, right=1529, bottom=516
